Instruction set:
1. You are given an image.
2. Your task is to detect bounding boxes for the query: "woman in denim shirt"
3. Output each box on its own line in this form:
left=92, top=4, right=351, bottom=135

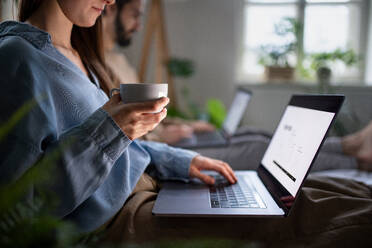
left=0, top=0, right=237, bottom=233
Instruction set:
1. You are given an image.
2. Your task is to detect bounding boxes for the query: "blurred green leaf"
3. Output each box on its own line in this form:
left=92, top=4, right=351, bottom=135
left=0, top=99, right=37, bottom=142
left=206, top=99, right=226, bottom=129
left=0, top=99, right=83, bottom=248
left=166, top=106, right=188, bottom=119
left=310, top=48, right=359, bottom=70
left=167, top=58, right=195, bottom=78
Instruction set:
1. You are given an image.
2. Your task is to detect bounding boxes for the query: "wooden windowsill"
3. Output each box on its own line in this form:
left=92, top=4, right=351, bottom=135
left=238, top=81, right=372, bottom=92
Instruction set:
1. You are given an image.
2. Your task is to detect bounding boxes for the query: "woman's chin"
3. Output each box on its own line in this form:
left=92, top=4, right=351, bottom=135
left=74, top=18, right=99, bottom=28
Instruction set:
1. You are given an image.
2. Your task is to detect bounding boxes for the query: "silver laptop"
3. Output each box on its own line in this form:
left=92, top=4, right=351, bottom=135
left=174, top=88, right=252, bottom=149
left=153, top=95, right=344, bottom=217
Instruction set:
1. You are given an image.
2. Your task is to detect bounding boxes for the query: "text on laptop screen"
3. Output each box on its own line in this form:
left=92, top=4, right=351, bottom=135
left=222, top=91, right=251, bottom=135
left=261, top=105, right=335, bottom=196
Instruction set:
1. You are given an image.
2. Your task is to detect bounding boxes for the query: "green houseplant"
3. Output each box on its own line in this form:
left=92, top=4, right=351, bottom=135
left=167, top=57, right=199, bottom=120
left=167, top=57, right=226, bottom=128
left=0, top=101, right=83, bottom=248
left=258, top=17, right=302, bottom=81
left=310, top=48, right=359, bottom=87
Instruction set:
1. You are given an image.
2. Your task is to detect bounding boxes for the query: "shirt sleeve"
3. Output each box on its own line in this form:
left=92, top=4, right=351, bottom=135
left=0, top=40, right=132, bottom=217
left=137, top=140, right=199, bottom=182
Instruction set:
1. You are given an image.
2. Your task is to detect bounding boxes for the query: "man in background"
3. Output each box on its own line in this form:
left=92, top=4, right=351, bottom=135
left=102, top=0, right=140, bottom=84
left=101, top=0, right=372, bottom=175
left=102, top=0, right=215, bottom=145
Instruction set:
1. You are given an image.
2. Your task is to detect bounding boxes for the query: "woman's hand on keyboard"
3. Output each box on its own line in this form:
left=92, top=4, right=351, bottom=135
left=189, top=155, right=237, bottom=185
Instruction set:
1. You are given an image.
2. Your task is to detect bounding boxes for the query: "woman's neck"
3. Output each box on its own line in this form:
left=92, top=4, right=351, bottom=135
left=102, top=17, right=116, bottom=52
left=27, top=0, right=73, bottom=49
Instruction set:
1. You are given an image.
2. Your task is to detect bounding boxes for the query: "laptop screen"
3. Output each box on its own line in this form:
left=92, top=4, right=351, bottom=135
left=222, top=90, right=251, bottom=135
left=261, top=105, right=335, bottom=196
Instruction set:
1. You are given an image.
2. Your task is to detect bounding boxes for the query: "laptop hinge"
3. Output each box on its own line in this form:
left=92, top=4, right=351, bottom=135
left=257, top=166, right=291, bottom=216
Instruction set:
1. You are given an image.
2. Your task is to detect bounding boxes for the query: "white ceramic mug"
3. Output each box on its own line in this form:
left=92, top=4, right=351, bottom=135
left=109, top=83, right=168, bottom=104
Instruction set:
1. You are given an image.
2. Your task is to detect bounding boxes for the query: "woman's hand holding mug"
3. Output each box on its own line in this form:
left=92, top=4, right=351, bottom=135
left=102, top=94, right=169, bottom=140
left=102, top=83, right=169, bottom=140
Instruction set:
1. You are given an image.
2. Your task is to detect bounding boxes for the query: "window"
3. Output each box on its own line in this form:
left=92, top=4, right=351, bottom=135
left=238, top=0, right=369, bottom=84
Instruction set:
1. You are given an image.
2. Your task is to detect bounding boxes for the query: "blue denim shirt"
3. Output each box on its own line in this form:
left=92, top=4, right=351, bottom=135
left=0, top=21, right=197, bottom=232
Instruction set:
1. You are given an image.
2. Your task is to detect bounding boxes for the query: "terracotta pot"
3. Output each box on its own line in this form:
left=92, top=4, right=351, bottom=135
left=265, top=66, right=295, bottom=82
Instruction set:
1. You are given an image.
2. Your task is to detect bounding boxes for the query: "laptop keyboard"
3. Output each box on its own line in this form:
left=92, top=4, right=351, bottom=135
left=209, top=175, right=266, bottom=209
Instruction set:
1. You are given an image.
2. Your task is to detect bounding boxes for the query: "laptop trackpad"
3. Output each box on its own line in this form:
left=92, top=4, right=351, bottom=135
left=159, top=180, right=209, bottom=199
left=154, top=181, right=210, bottom=214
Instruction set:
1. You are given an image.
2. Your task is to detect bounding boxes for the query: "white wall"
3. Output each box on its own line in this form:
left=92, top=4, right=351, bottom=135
left=366, top=1, right=372, bottom=84
left=241, top=84, right=372, bottom=134
left=126, top=0, right=242, bottom=113
left=125, top=0, right=372, bottom=134
left=1, top=0, right=17, bottom=21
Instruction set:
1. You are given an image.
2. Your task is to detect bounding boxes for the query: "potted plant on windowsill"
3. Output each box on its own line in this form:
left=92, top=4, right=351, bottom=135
left=258, top=44, right=296, bottom=81
left=258, top=17, right=301, bottom=82
left=309, top=48, right=359, bottom=89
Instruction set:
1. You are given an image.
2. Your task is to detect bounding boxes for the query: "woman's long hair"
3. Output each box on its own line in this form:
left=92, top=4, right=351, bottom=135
left=18, top=0, right=118, bottom=95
